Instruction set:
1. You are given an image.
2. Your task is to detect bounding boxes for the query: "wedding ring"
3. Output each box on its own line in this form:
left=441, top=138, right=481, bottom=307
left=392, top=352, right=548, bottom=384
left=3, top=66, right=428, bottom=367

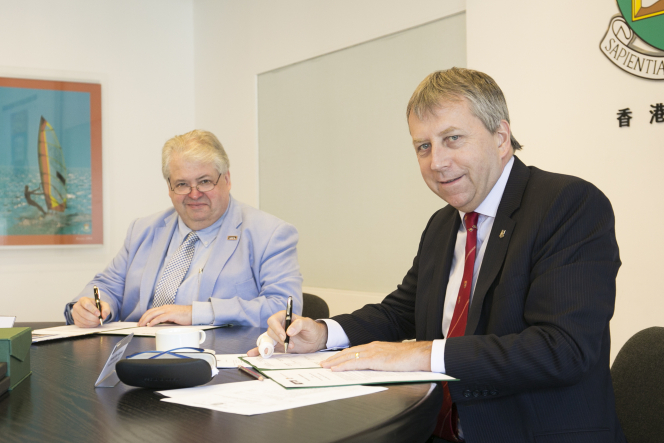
left=355, top=352, right=360, bottom=359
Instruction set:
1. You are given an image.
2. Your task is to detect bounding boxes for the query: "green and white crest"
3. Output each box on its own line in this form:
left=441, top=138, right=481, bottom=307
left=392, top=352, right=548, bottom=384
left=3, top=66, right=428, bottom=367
left=600, top=0, right=664, bottom=79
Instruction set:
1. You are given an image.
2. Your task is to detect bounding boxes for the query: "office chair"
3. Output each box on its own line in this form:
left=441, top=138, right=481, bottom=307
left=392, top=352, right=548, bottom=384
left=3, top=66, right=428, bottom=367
left=611, top=326, right=664, bottom=443
left=302, top=293, right=330, bottom=319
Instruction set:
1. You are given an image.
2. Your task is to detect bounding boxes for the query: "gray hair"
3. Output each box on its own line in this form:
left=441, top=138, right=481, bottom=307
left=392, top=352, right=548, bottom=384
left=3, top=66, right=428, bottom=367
left=406, top=67, right=521, bottom=150
left=161, top=129, right=230, bottom=179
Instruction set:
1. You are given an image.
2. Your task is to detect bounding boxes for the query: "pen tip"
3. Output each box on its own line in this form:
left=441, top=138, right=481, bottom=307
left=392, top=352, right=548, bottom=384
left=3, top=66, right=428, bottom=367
left=284, top=343, right=288, bottom=353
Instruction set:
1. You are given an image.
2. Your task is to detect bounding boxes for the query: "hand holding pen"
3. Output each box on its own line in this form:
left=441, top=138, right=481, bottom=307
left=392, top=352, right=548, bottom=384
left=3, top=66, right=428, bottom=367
left=93, top=286, right=104, bottom=326
left=284, top=296, right=293, bottom=353
left=70, top=288, right=110, bottom=328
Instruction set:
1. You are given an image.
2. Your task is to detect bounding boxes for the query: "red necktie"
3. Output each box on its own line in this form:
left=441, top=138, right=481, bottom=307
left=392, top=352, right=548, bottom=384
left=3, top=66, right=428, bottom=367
left=433, top=211, right=479, bottom=441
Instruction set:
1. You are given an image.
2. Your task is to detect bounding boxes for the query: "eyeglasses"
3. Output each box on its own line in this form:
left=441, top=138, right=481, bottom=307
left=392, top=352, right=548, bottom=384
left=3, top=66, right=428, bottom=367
left=168, top=173, right=223, bottom=195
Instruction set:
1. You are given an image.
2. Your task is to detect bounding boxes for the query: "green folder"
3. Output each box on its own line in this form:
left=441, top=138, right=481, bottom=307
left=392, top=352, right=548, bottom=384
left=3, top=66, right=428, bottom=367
left=0, top=327, right=32, bottom=390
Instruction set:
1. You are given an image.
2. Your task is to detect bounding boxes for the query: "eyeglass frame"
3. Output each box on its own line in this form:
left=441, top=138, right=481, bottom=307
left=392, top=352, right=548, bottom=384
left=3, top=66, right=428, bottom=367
left=168, top=172, right=223, bottom=195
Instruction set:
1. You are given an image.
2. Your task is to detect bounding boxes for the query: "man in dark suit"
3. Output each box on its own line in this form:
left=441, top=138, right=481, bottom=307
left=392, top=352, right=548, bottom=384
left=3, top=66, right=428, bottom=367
left=248, top=68, right=626, bottom=443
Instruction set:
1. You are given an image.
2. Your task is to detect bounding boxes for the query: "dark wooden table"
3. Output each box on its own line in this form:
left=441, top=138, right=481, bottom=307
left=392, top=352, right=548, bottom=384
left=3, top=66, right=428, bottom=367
left=0, top=323, right=442, bottom=443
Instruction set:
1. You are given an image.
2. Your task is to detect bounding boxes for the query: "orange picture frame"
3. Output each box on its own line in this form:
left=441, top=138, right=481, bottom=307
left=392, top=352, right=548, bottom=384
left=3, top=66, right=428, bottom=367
left=0, top=77, right=102, bottom=246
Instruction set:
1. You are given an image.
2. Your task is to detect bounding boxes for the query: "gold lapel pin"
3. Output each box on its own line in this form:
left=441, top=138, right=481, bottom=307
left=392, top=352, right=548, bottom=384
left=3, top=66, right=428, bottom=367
left=499, top=230, right=506, bottom=238
left=227, top=235, right=238, bottom=241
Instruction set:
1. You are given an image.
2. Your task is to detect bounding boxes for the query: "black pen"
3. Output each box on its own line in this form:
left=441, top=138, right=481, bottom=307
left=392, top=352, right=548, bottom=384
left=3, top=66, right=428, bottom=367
left=93, top=285, right=104, bottom=326
left=284, top=296, right=293, bottom=353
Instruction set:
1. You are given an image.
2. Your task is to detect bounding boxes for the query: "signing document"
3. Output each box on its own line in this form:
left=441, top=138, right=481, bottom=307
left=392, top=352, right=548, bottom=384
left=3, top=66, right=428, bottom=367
left=31, top=322, right=141, bottom=342
left=32, top=322, right=222, bottom=342
left=240, top=352, right=456, bottom=389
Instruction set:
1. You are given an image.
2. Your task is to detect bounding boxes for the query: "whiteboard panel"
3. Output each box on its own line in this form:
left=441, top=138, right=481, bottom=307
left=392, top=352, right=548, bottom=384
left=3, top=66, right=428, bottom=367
left=259, top=14, right=466, bottom=293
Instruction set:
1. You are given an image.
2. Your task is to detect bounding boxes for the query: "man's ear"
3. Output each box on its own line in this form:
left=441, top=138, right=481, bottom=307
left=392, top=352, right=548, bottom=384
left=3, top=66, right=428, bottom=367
left=495, top=120, right=512, bottom=159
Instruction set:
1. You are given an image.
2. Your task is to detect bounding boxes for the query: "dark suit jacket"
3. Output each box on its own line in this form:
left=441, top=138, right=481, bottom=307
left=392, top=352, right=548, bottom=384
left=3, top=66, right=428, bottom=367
left=335, top=156, right=626, bottom=443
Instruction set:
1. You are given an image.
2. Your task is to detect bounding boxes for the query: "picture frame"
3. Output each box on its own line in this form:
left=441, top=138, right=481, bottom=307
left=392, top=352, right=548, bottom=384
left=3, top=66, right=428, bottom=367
left=0, top=77, right=102, bottom=246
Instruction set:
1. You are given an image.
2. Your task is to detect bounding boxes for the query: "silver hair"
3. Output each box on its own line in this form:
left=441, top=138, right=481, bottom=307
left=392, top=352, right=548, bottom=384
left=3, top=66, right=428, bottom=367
left=161, top=129, right=230, bottom=179
left=407, top=67, right=521, bottom=150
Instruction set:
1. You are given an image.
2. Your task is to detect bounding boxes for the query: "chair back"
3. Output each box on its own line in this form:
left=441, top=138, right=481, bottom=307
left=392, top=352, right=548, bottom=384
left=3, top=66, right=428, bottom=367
left=611, top=326, right=664, bottom=442
left=302, top=293, right=330, bottom=319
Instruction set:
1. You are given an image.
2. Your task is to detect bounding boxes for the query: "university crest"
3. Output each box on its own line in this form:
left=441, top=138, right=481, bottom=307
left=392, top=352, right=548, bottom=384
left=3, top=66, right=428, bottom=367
left=600, top=0, right=664, bottom=79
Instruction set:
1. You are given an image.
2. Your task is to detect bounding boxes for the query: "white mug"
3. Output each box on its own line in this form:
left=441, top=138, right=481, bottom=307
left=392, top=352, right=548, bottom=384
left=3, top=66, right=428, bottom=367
left=155, top=328, right=206, bottom=351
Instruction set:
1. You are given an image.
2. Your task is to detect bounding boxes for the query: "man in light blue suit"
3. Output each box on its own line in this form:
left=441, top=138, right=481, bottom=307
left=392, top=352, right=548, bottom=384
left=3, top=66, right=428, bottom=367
left=65, top=130, right=302, bottom=327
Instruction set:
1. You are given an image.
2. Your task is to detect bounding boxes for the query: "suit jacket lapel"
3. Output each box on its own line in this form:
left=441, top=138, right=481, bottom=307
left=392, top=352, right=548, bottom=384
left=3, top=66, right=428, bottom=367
left=198, top=197, right=241, bottom=298
left=427, top=209, right=461, bottom=340
left=140, top=211, right=178, bottom=312
left=466, top=156, right=530, bottom=335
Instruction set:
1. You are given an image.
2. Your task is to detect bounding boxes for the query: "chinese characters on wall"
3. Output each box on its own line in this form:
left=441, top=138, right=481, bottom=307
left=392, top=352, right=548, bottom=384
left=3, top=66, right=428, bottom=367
left=617, top=103, right=664, bottom=127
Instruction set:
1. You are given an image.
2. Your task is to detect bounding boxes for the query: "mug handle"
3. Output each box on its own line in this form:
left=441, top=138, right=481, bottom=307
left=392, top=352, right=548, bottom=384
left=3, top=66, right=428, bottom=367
left=198, top=330, right=206, bottom=344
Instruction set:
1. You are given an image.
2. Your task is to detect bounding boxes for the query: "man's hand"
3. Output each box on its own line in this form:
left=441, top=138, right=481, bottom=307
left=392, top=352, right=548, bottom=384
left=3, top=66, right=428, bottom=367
left=138, top=305, right=193, bottom=327
left=72, top=297, right=110, bottom=328
left=320, top=341, right=433, bottom=372
left=246, top=311, right=328, bottom=356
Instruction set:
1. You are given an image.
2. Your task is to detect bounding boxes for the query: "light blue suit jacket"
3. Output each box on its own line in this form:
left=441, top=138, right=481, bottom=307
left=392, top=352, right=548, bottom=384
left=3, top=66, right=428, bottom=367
left=69, top=197, right=302, bottom=326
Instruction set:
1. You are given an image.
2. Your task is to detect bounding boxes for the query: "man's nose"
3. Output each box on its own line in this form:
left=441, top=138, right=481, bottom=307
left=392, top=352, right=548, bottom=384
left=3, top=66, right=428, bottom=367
left=430, top=145, right=450, bottom=171
left=188, top=187, right=204, bottom=199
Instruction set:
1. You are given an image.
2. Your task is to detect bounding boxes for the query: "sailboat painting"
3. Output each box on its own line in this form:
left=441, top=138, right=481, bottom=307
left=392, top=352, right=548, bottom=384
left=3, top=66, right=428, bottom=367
left=0, top=77, right=102, bottom=246
left=38, top=116, right=68, bottom=213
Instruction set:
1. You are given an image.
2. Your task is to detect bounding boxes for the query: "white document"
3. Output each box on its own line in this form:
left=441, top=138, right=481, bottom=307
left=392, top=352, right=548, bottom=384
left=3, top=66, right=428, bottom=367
left=241, top=351, right=340, bottom=370
left=0, top=316, right=16, bottom=328
left=216, top=354, right=252, bottom=368
left=31, top=322, right=140, bottom=342
left=98, top=324, right=224, bottom=337
left=157, top=379, right=386, bottom=415
left=266, top=368, right=456, bottom=389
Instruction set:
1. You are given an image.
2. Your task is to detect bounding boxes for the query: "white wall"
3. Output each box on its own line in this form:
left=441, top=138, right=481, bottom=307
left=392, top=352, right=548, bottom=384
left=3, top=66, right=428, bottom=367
left=193, top=0, right=466, bottom=206
left=0, top=0, right=195, bottom=320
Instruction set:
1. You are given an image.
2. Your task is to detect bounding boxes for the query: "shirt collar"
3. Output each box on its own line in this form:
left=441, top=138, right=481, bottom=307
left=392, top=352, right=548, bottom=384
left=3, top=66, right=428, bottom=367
left=176, top=195, right=231, bottom=247
left=459, top=156, right=514, bottom=221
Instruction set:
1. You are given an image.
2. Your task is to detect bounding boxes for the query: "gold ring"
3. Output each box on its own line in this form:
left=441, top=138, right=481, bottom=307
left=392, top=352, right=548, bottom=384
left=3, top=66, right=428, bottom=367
left=355, top=352, right=360, bottom=359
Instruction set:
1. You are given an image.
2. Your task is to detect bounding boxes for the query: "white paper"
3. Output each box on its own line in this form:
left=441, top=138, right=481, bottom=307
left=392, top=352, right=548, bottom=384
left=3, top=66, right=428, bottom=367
left=0, top=316, right=16, bottom=328
left=31, top=323, right=225, bottom=342
left=31, top=322, right=140, bottom=342
left=242, top=351, right=340, bottom=370
left=157, top=379, right=386, bottom=415
left=216, top=354, right=252, bottom=368
left=97, top=324, right=223, bottom=337
left=267, top=368, right=455, bottom=389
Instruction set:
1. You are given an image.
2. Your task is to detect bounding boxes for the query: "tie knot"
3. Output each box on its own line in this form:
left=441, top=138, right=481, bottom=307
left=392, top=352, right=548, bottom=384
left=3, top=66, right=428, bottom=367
left=184, top=231, right=199, bottom=245
left=464, top=212, right=479, bottom=232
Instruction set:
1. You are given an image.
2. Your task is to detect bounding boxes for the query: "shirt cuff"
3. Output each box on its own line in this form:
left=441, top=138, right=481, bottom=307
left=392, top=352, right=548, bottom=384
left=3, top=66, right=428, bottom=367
left=431, top=339, right=447, bottom=373
left=192, top=301, right=215, bottom=325
left=64, top=302, right=76, bottom=325
left=320, top=319, right=350, bottom=349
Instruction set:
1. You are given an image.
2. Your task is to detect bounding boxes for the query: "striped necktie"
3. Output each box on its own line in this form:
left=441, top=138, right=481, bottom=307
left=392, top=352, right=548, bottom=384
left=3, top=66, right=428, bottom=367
left=152, top=231, right=199, bottom=308
left=433, top=211, right=479, bottom=441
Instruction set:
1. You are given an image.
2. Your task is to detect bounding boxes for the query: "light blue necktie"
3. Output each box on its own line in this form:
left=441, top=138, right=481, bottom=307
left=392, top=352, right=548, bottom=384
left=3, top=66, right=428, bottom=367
left=152, top=231, right=199, bottom=308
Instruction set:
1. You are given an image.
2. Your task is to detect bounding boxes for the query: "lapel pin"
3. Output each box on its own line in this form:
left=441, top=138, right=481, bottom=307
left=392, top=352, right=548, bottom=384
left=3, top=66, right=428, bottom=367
left=227, top=235, right=237, bottom=241
left=499, top=230, right=506, bottom=238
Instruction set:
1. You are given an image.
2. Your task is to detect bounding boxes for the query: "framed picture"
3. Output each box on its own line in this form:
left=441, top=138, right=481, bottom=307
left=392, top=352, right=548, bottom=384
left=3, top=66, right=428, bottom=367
left=0, top=77, right=102, bottom=246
